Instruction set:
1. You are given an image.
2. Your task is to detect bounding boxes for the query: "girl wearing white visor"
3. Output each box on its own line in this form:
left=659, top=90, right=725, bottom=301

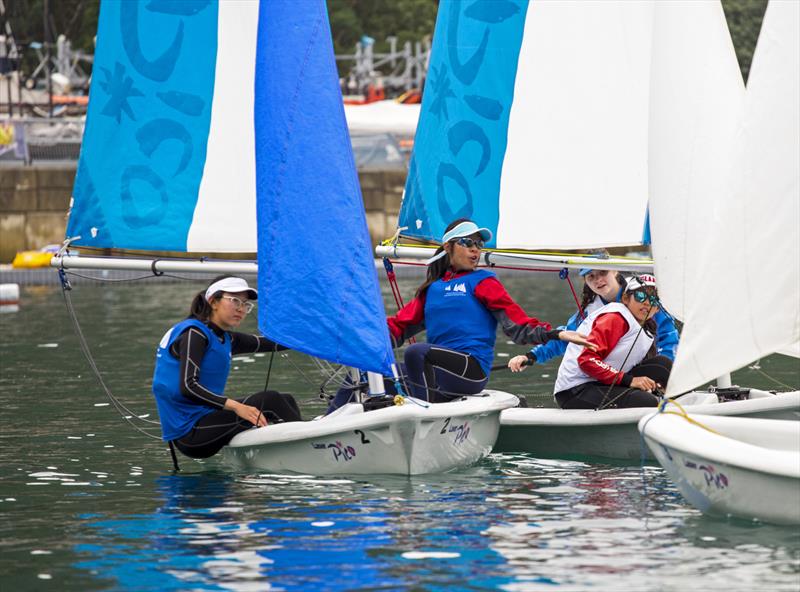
left=387, top=218, right=594, bottom=403
left=151, top=275, right=302, bottom=459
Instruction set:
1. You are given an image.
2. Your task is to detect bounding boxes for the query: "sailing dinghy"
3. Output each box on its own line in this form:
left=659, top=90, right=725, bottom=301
left=377, top=0, right=798, bottom=461
left=638, top=411, right=800, bottom=525
left=640, top=0, right=800, bottom=522
left=54, top=0, right=516, bottom=475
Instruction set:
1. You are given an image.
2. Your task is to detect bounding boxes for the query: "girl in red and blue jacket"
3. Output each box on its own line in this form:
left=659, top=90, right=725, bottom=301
left=387, top=219, right=593, bottom=403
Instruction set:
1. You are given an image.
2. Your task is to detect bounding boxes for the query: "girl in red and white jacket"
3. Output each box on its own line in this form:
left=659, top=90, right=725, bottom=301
left=553, top=275, right=672, bottom=409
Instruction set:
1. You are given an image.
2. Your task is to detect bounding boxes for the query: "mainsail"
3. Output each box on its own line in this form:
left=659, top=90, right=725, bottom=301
left=647, top=1, right=745, bottom=322
left=399, top=0, right=657, bottom=249
left=659, top=0, right=800, bottom=395
left=67, top=0, right=259, bottom=252
left=64, top=0, right=395, bottom=376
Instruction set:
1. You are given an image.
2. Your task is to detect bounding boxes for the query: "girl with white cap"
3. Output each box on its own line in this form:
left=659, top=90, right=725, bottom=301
left=151, top=275, right=302, bottom=459
left=387, top=218, right=593, bottom=403
left=551, top=274, right=673, bottom=409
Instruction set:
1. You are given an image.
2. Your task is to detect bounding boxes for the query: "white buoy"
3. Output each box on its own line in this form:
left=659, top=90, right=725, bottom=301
left=0, top=283, right=20, bottom=313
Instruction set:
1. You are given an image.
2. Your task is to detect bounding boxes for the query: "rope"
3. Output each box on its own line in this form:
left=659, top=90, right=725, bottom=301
left=747, top=365, right=798, bottom=391
left=383, top=258, right=416, bottom=344
left=562, top=270, right=585, bottom=320
left=657, top=398, right=721, bottom=435
left=597, top=298, right=658, bottom=410
left=263, top=350, right=275, bottom=392
left=58, top=270, right=162, bottom=440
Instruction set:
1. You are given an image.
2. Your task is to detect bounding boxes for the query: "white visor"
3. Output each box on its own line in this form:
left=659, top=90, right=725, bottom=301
left=205, top=277, right=257, bottom=302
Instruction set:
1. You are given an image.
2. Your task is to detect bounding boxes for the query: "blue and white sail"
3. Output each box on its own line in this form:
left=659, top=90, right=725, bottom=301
left=65, top=0, right=395, bottom=376
left=253, top=1, right=395, bottom=376
left=67, top=0, right=259, bottom=252
left=398, top=0, right=739, bottom=251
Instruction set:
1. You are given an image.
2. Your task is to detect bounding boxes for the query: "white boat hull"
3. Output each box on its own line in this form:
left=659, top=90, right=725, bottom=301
left=638, top=412, right=800, bottom=525
left=495, top=389, right=800, bottom=460
left=224, top=391, right=518, bottom=475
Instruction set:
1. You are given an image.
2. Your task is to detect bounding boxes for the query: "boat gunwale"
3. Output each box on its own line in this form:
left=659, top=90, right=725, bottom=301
left=227, top=391, right=518, bottom=447
left=638, top=412, right=800, bottom=478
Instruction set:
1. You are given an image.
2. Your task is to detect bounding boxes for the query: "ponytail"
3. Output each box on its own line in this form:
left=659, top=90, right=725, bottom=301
left=188, top=274, right=234, bottom=320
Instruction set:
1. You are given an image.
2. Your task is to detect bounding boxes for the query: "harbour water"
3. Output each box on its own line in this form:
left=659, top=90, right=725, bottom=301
left=1, top=271, right=798, bottom=591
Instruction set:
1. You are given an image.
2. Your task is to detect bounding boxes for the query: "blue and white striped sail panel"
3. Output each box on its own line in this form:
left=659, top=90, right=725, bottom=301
left=67, top=0, right=259, bottom=252
left=399, top=0, right=659, bottom=250
left=254, top=1, right=395, bottom=376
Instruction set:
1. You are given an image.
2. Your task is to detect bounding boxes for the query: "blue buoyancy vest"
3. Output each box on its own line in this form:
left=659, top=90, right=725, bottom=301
left=424, top=269, right=497, bottom=374
left=151, top=318, right=231, bottom=441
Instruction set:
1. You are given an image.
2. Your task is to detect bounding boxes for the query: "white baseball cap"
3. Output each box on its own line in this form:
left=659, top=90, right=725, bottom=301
left=205, top=277, right=257, bottom=302
left=625, top=274, right=657, bottom=292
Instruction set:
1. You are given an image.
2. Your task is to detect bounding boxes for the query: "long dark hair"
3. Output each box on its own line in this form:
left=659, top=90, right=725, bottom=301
left=189, top=274, right=233, bottom=320
left=579, top=272, right=626, bottom=311
left=415, top=217, right=472, bottom=298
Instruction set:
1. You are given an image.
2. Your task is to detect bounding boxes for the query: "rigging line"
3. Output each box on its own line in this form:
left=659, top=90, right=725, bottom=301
left=280, top=352, right=331, bottom=389
left=597, top=301, right=657, bottom=411
left=262, top=350, right=275, bottom=392
left=63, top=270, right=211, bottom=284
left=746, top=366, right=798, bottom=391
left=563, top=272, right=585, bottom=320
left=58, top=272, right=163, bottom=440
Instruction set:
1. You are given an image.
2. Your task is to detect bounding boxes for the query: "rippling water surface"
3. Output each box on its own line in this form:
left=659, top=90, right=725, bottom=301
left=1, top=273, right=798, bottom=591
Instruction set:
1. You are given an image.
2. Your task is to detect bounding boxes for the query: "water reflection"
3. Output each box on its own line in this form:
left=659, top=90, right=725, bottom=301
left=60, top=458, right=800, bottom=591
left=3, top=282, right=799, bottom=590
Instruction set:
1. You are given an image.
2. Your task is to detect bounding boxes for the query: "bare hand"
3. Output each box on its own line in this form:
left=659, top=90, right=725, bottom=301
left=229, top=400, right=268, bottom=427
left=558, top=330, right=598, bottom=352
left=631, top=376, right=658, bottom=392
left=508, top=355, right=530, bottom=372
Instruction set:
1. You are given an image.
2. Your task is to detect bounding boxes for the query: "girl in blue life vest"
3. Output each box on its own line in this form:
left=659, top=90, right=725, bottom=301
left=387, top=219, right=595, bottom=403
left=152, top=276, right=302, bottom=459
left=507, top=258, right=679, bottom=373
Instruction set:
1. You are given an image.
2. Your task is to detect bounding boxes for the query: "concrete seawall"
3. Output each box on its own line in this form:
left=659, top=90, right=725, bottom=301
left=0, top=164, right=405, bottom=263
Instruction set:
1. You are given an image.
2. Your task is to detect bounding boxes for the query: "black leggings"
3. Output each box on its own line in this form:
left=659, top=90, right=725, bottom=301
left=555, top=355, right=673, bottom=410
left=403, top=343, right=488, bottom=403
left=174, top=390, right=302, bottom=459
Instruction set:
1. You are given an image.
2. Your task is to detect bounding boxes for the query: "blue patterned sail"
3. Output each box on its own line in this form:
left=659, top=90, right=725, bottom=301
left=67, top=0, right=261, bottom=252
left=66, top=0, right=395, bottom=375
left=399, top=1, right=737, bottom=250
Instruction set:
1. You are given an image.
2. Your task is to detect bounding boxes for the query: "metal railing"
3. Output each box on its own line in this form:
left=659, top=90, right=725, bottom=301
left=0, top=116, right=84, bottom=164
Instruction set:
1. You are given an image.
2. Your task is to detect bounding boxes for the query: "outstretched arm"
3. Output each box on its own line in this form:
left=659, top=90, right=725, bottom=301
left=230, top=332, right=288, bottom=355
left=474, top=277, right=552, bottom=344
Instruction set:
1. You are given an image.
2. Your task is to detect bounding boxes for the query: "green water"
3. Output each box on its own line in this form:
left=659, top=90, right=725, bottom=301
left=1, top=272, right=798, bottom=591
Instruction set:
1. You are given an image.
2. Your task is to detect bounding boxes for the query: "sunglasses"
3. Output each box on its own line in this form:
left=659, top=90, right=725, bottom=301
left=455, top=237, right=484, bottom=249
left=631, top=289, right=659, bottom=307
left=221, top=295, right=255, bottom=313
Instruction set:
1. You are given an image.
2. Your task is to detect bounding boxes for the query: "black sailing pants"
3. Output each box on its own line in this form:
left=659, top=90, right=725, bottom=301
left=554, top=355, right=673, bottom=410
left=174, top=390, right=302, bottom=459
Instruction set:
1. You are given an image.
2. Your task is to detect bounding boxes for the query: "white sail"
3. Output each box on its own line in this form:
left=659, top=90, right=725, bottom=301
left=496, top=1, right=654, bottom=249
left=665, top=0, right=800, bottom=395
left=648, top=1, right=745, bottom=322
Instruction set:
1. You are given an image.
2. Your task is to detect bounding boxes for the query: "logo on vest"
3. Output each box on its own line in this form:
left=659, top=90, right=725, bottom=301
left=444, top=282, right=467, bottom=296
